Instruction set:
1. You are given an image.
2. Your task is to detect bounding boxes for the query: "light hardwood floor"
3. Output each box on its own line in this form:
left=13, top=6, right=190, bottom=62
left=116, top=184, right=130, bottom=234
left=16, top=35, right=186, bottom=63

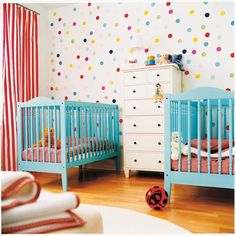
left=34, top=168, right=234, bottom=234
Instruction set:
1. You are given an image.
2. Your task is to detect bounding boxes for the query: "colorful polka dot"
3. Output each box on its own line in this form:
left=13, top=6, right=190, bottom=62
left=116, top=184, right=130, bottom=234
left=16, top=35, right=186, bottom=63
left=220, top=10, right=226, bottom=16
left=201, top=52, right=207, bottom=57
left=182, top=49, right=187, bottom=54
left=168, top=34, right=172, bottom=38
left=215, top=62, right=221, bottom=67
left=229, top=73, right=234, bottom=78
left=144, top=48, right=149, bottom=53
left=195, top=74, right=201, bottom=79
left=169, top=9, right=173, bottom=14
left=187, top=27, right=192, bottom=32
left=204, top=42, right=209, bottom=47
left=189, top=9, right=195, bottom=14
left=205, top=12, right=210, bottom=17
left=193, top=37, right=198, bottom=42
left=216, top=47, right=222, bottom=52
left=144, top=11, right=149, bottom=15
left=176, top=19, right=180, bottom=23
left=230, top=53, right=234, bottom=58
left=192, top=50, right=197, bottom=54
left=166, top=2, right=171, bottom=6
left=127, top=26, right=132, bottom=30
left=154, top=38, right=160, bottom=43
left=124, top=13, right=128, bottom=18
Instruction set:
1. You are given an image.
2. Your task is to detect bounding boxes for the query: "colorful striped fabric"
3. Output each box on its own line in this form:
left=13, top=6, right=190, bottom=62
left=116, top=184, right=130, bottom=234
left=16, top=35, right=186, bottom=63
left=1, top=3, right=38, bottom=171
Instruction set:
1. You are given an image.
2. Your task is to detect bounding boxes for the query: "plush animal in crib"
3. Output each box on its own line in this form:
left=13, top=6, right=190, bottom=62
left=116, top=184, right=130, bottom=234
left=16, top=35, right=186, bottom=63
left=171, top=132, right=188, bottom=160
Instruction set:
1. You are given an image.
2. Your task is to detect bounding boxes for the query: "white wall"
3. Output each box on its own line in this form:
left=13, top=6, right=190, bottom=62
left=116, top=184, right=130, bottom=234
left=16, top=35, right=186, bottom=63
left=23, top=4, right=50, bottom=97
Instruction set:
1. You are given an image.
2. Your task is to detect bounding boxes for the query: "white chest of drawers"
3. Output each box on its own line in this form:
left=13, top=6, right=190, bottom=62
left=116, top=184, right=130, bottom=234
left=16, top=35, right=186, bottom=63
left=123, top=64, right=182, bottom=177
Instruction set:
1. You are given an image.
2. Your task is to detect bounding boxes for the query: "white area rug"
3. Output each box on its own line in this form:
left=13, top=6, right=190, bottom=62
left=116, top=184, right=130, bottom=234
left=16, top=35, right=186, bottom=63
left=79, top=204, right=190, bottom=234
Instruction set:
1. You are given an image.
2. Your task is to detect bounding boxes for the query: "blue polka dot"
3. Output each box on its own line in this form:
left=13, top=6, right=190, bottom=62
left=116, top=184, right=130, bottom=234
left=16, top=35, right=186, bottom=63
left=59, top=39, right=63, bottom=43
left=86, top=47, right=89, bottom=51
left=176, top=19, right=180, bottom=23
left=130, top=35, right=133, bottom=40
left=90, top=31, right=93, bottom=35
left=113, top=58, right=116, bottom=62
left=73, top=92, right=77, bottom=95
left=100, top=61, right=104, bottom=65
left=182, top=49, right=187, bottom=54
left=83, top=38, right=87, bottom=43
left=92, top=76, right=96, bottom=80
left=204, top=42, right=209, bottom=47
left=146, top=21, right=150, bottom=26
left=109, top=50, right=113, bottom=54
left=136, top=18, right=141, bottom=22
left=215, top=62, right=220, bottom=67
left=187, top=27, right=192, bottom=32
left=151, top=2, right=155, bottom=7
left=51, top=96, right=55, bottom=100
left=231, top=20, right=234, bottom=26
left=103, top=23, right=107, bottom=27
left=205, top=12, right=210, bottom=17
left=112, top=99, right=116, bottom=103
left=73, top=7, right=77, bottom=11
left=186, top=59, right=191, bottom=64
left=203, top=1, right=208, bottom=4
left=59, top=61, right=62, bottom=65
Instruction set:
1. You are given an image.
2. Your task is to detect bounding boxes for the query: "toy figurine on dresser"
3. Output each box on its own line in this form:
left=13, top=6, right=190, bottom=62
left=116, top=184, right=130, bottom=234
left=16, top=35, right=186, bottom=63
left=154, top=83, right=164, bottom=103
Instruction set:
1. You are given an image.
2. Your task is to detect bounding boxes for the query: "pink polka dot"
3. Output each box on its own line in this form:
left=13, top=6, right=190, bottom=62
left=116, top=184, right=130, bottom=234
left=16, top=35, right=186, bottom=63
left=76, top=55, right=80, bottom=59
left=58, top=18, right=62, bottom=22
left=58, top=31, right=61, bottom=35
left=226, top=88, right=231, bottom=91
left=169, top=9, right=173, bottom=14
left=144, top=48, right=149, bottom=53
left=192, top=50, right=197, bottom=54
left=205, top=32, right=210, bottom=37
left=85, top=57, right=89, bottom=61
left=73, top=22, right=76, bottom=26
left=168, top=34, right=172, bottom=38
left=57, top=72, right=61, bottom=76
left=124, top=13, right=128, bottom=18
left=116, top=68, right=120, bottom=72
left=101, top=86, right=105, bottom=90
left=216, top=47, right=222, bottom=52
left=166, top=2, right=171, bottom=6
left=88, top=2, right=91, bottom=6
left=127, top=26, right=132, bottom=30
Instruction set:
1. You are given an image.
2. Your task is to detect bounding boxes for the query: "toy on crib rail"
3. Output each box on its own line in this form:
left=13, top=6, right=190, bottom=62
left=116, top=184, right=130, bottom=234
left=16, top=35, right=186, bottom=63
left=171, top=132, right=188, bottom=160
left=145, top=186, right=168, bottom=210
left=154, top=83, right=165, bottom=103
left=34, top=128, right=61, bottom=149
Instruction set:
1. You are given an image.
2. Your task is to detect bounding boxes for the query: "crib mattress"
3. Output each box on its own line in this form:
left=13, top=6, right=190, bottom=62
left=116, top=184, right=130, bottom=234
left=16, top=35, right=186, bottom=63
left=22, top=140, right=115, bottom=163
left=171, top=154, right=234, bottom=174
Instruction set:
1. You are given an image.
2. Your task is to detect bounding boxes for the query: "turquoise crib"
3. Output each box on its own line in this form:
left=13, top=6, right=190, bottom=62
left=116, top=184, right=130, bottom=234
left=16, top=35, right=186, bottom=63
left=164, top=87, right=234, bottom=202
left=17, top=97, right=120, bottom=191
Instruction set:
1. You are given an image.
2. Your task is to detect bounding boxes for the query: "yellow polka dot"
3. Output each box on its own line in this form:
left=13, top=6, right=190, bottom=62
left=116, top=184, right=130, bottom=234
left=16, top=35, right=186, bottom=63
left=77, top=98, right=81, bottom=102
left=53, top=12, right=56, bottom=16
left=66, top=31, right=70, bottom=35
left=144, top=11, right=149, bottom=16
left=220, top=10, right=226, bottom=16
left=69, top=64, right=73, bottom=68
left=202, top=52, right=207, bottom=57
left=82, top=21, right=86, bottom=26
left=88, top=66, right=92, bottom=71
left=156, top=15, right=160, bottom=19
left=136, top=28, right=141, bottom=33
left=154, top=38, right=160, bottom=43
left=129, top=49, right=134, bottom=54
left=50, top=59, right=54, bottom=64
left=195, top=74, right=201, bottom=79
left=116, top=37, right=120, bottom=42
left=193, top=37, right=198, bottom=42
left=189, top=9, right=195, bottom=14
left=201, top=25, right=206, bottom=30
left=91, top=39, right=95, bottom=44
left=178, top=38, right=182, bottom=43
left=97, top=6, right=100, bottom=10
left=104, top=96, right=108, bottom=100
left=115, top=23, right=119, bottom=27
left=55, top=86, right=58, bottom=91
left=181, top=83, right=184, bottom=90
left=109, top=80, right=114, bottom=85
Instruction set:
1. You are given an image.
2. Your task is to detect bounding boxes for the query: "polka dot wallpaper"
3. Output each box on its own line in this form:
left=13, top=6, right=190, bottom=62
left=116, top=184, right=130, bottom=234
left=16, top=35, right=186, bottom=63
left=48, top=2, right=234, bottom=143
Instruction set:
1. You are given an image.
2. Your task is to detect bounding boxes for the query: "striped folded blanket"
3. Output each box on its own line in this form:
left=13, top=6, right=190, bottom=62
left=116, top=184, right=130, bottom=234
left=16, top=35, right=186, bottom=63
left=1, top=171, right=85, bottom=234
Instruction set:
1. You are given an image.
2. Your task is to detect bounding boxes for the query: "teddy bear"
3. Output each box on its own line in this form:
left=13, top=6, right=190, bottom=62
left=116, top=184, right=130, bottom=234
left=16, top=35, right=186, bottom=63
left=171, top=132, right=188, bottom=160
left=158, top=53, right=170, bottom=65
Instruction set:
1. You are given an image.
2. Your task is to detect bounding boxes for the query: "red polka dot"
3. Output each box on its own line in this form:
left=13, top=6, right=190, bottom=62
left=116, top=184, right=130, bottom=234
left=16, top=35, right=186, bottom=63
left=57, top=72, right=61, bottom=76
left=116, top=68, right=120, bottom=72
left=119, top=119, right=123, bottom=123
left=73, top=22, right=76, bottom=26
left=168, top=34, right=172, bottom=38
left=101, top=86, right=105, bottom=90
left=184, top=70, right=190, bottom=75
left=76, top=55, right=80, bottom=59
left=96, top=16, right=100, bottom=20
left=88, top=2, right=91, bottom=6
left=124, top=13, right=128, bottom=18
left=58, top=18, right=62, bottom=22
left=192, top=50, right=197, bottom=54
left=166, top=2, right=171, bottom=6
left=144, top=48, right=149, bottom=53
left=169, top=9, right=173, bottom=14
left=205, top=32, right=210, bottom=37
left=58, top=31, right=61, bottom=35
left=65, top=96, right=68, bottom=100
left=50, top=87, right=54, bottom=91
left=225, top=88, right=231, bottom=91
left=127, top=26, right=132, bottom=30
left=85, top=57, right=89, bottom=61
left=230, top=52, right=234, bottom=58
left=80, top=75, right=84, bottom=79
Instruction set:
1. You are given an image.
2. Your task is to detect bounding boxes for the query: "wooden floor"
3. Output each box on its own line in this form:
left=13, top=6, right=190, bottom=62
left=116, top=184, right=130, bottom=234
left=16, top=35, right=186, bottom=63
left=34, top=168, right=234, bottom=234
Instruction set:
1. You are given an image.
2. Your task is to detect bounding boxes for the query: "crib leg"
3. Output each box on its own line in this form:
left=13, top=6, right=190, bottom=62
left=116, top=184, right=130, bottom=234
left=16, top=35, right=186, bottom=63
left=61, top=168, right=68, bottom=191
left=164, top=179, right=172, bottom=203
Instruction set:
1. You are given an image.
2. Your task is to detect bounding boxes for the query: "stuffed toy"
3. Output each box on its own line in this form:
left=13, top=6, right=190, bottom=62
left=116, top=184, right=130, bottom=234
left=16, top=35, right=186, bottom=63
left=171, top=132, right=188, bottom=160
left=158, top=53, right=170, bottom=65
left=169, top=54, right=184, bottom=71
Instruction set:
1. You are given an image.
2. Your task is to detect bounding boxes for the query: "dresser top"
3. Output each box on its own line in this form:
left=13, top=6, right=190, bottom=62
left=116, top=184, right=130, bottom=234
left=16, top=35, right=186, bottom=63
left=122, top=63, right=179, bottom=72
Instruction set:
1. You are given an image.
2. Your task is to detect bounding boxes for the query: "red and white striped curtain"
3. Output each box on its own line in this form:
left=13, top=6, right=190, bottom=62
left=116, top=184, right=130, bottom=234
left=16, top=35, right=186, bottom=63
left=1, top=3, right=39, bottom=171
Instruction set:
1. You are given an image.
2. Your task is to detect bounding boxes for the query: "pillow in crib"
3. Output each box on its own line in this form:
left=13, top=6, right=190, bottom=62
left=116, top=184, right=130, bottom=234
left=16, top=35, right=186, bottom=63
left=190, top=139, right=233, bottom=152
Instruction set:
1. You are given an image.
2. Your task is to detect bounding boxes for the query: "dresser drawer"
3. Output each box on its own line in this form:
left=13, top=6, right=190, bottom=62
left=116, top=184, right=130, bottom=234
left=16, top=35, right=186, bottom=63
left=125, top=134, right=164, bottom=151
left=125, top=152, right=164, bottom=171
left=147, top=68, right=172, bottom=83
left=124, top=99, right=164, bottom=116
left=125, top=116, right=164, bottom=133
left=124, top=70, right=147, bottom=85
left=124, top=83, right=172, bottom=100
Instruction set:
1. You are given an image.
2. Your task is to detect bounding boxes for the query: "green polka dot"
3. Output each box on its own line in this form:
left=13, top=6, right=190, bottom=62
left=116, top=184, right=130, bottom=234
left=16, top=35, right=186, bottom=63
left=156, top=15, right=161, bottom=19
left=210, top=75, right=215, bottom=80
left=229, top=73, right=234, bottom=78
left=201, top=52, right=207, bottom=56
left=201, top=25, right=206, bottom=30
left=178, top=38, right=182, bottom=43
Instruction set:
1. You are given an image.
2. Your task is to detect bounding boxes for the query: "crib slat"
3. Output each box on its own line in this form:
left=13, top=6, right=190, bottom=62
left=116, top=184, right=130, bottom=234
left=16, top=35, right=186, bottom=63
left=87, top=109, right=91, bottom=159
left=197, top=101, right=201, bottom=173
left=42, top=107, right=45, bottom=162
left=80, top=108, right=83, bottom=159
left=53, top=106, right=57, bottom=163
left=223, top=106, right=227, bottom=139
left=35, top=107, right=39, bottom=162
left=48, top=107, right=51, bottom=163
left=17, top=106, right=23, bottom=167
left=109, top=109, right=112, bottom=152
left=99, top=109, right=102, bottom=155
left=84, top=109, right=88, bottom=159
left=218, top=99, right=222, bottom=174
left=24, top=108, right=28, bottom=161
left=207, top=100, right=211, bottom=174
left=76, top=107, right=79, bottom=161
left=187, top=100, right=191, bottom=172
left=94, top=109, right=98, bottom=156
left=229, top=99, right=233, bottom=175
left=30, top=107, right=34, bottom=160
left=91, top=108, right=95, bottom=157
left=67, top=107, right=70, bottom=163
left=71, top=108, right=75, bottom=162
left=178, top=101, right=181, bottom=172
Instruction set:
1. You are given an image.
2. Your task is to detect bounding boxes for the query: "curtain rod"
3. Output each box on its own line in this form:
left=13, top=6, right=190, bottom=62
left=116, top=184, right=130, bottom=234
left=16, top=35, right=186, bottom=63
left=15, top=3, right=40, bottom=15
